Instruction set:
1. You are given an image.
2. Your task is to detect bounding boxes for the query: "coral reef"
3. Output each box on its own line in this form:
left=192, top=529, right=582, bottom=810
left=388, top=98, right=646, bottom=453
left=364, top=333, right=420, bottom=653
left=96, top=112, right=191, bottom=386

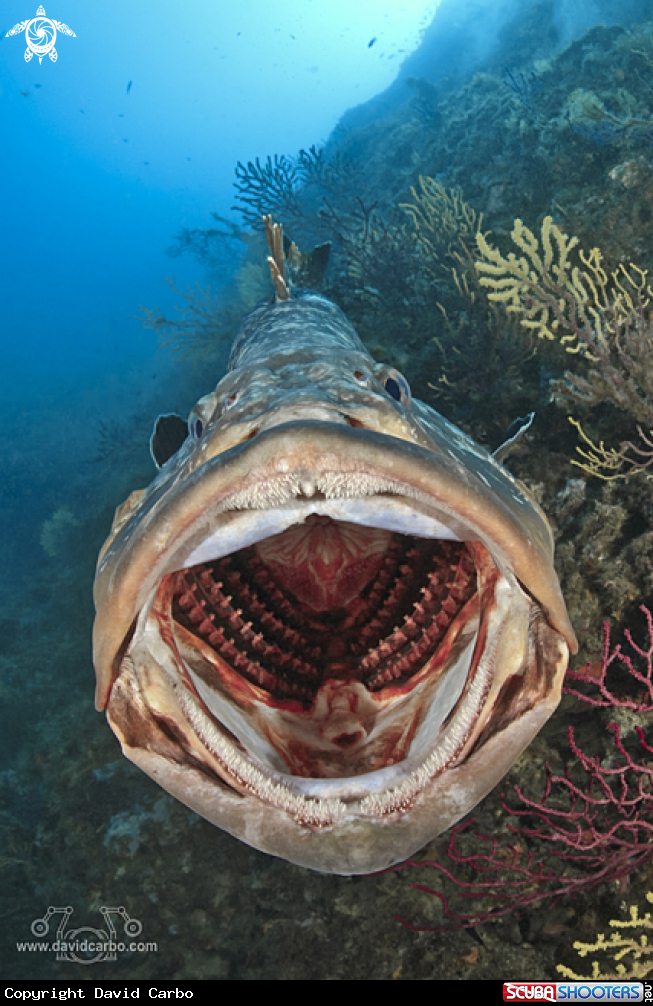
left=565, top=87, right=653, bottom=148
left=476, top=216, right=653, bottom=479
left=319, top=177, right=538, bottom=444
left=550, top=475, right=653, bottom=646
left=390, top=612, right=653, bottom=931
left=401, top=175, right=483, bottom=282
left=503, top=67, right=544, bottom=122
left=475, top=215, right=650, bottom=360
left=557, top=892, right=653, bottom=980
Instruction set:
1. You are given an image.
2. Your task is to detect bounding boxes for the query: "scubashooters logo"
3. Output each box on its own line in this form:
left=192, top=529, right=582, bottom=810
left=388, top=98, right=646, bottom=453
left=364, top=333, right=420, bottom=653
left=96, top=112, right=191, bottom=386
left=5, top=6, right=76, bottom=63
left=16, top=905, right=156, bottom=965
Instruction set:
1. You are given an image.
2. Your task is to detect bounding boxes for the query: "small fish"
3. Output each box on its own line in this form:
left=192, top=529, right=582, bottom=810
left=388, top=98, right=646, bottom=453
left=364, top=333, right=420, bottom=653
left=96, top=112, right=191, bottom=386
left=126, top=80, right=132, bottom=95
left=93, top=218, right=576, bottom=875
left=368, top=37, right=377, bottom=48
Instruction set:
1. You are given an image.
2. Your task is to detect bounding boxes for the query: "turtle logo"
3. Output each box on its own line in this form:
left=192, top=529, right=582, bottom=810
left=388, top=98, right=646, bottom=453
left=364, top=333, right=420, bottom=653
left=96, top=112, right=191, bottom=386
left=5, top=5, right=76, bottom=64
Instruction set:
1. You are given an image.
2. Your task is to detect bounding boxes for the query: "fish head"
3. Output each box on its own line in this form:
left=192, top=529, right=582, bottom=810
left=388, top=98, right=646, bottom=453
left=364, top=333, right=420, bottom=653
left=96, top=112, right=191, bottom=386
left=93, top=290, right=576, bottom=875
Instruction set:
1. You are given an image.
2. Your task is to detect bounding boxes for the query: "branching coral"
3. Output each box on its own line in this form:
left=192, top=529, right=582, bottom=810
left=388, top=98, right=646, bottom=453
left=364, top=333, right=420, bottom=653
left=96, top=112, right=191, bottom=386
left=398, top=179, right=536, bottom=423
left=400, top=175, right=484, bottom=289
left=94, top=413, right=154, bottom=466
left=323, top=175, right=484, bottom=298
left=503, top=67, right=544, bottom=122
left=319, top=195, right=394, bottom=291
left=321, top=177, right=537, bottom=437
left=232, top=145, right=362, bottom=240
left=568, top=418, right=653, bottom=481
left=166, top=214, right=247, bottom=282
left=565, top=88, right=653, bottom=148
left=475, top=216, right=651, bottom=355
left=557, top=892, right=653, bottom=980
left=476, top=217, right=653, bottom=479
left=140, top=278, right=247, bottom=359
left=233, top=154, right=304, bottom=231
left=392, top=610, right=653, bottom=930
left=143, top=146, right=364, bottom=360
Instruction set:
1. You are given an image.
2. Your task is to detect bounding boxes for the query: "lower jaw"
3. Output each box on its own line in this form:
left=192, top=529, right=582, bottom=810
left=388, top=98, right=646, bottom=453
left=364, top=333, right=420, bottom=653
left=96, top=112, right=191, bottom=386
left=107, top=622, right=565, bottom=875
left=103, top=493, right=568, bottom=873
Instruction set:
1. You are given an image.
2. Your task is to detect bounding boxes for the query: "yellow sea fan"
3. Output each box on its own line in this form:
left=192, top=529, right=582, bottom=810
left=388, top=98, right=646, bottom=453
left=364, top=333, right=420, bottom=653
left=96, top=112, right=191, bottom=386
left=557, top=892, right=653, bottom=980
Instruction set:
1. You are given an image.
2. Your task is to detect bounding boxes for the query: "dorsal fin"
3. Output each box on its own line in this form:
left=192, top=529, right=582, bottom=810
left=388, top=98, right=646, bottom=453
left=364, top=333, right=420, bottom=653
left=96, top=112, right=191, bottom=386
left=283, top=234, right=331, bottom=288
left=263, top=215, right=291, bottom=301
left=263, top=215, right=331, bottom=300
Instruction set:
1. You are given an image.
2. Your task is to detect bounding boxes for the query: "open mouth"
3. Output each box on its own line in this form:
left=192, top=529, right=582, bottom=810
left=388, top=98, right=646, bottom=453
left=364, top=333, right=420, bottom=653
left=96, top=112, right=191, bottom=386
left=124, top=475, right=546, bottom=825
left=99, top=423, right=570, bottom=870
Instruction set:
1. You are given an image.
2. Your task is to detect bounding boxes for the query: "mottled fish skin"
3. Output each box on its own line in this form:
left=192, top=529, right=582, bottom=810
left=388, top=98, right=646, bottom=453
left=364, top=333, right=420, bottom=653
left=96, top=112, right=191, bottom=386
left=93, top=287, right=576, bottom=876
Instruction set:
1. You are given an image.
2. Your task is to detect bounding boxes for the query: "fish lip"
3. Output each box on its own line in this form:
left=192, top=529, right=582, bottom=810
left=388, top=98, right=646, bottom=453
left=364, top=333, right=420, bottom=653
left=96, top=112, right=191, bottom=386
left=94, top=421, right=576, bottom=710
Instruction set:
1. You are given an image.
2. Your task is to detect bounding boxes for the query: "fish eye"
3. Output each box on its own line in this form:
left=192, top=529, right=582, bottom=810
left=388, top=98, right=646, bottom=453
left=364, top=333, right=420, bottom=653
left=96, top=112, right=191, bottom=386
left=224, top=392, right=239, bottom=411
left=383, top=369, right=411, bottom=408
left=353, top=370, right=369, bottom=385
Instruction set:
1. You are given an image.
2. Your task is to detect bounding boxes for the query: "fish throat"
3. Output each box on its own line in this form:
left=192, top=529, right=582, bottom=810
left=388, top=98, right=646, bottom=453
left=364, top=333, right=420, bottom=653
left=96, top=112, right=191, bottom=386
left=170, top=523, right=476, bottom=705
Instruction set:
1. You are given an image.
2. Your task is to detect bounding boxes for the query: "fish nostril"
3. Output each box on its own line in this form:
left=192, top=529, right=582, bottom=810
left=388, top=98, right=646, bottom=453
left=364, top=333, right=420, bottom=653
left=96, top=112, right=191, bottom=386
left=384, top=370, right=411, bottom=406
left=384, top=377, right=402, bottom=402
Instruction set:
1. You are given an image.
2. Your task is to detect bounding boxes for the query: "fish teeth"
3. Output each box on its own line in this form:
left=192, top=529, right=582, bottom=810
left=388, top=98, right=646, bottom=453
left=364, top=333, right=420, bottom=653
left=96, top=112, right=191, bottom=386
left=300, top=478, right=316, bottom=497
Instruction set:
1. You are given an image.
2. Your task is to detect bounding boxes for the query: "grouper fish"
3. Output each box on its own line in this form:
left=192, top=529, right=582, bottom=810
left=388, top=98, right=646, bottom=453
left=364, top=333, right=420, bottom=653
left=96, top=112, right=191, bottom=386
left=93, top=218, right=577, bottom=875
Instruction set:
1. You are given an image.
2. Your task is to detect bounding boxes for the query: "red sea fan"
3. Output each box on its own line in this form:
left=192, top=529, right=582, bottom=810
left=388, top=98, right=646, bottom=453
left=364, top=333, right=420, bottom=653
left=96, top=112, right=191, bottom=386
left=564, top=604, right=653, bottom=713
left=391, top=606, right=653, bottom=930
